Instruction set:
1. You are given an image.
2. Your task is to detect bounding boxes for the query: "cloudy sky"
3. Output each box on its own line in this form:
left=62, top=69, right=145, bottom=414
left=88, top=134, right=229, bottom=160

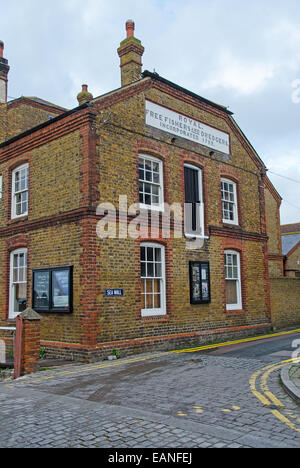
left=1, top=0, right=300, bottom=225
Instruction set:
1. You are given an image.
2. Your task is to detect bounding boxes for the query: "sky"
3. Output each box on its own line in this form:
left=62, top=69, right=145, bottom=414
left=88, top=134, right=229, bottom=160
left=1, top=0, right=300, bottom=225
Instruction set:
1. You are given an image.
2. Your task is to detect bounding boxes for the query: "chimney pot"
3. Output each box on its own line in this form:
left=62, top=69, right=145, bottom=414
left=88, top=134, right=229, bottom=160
left=0, top=41, right=4, bottom=58
left=77, top=84, right=93, bottom=105
left=126, top=20, right=135, bottom=38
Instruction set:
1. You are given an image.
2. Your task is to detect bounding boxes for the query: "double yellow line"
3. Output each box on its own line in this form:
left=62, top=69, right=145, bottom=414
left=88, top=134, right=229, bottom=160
left=249, top=358, right=300, bottom=433
left=172, top=328, right=300, bottom=354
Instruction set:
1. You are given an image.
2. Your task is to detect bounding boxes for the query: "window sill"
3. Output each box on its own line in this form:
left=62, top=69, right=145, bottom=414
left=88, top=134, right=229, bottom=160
left=139, top=204, right=164, bottom=212
left=8, top=215, right=28, bottom=225
left=141, top=314, right=170, bottom=323
left=185, top=233, right=209, bottom=239
left=222, top=222, right=240, bottom=229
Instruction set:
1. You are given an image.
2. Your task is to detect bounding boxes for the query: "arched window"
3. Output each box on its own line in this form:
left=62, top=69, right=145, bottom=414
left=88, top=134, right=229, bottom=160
left=221, top=178, right=238, bottom=225
left=224, top=250, right=242, bottom=310
left=9, top=248, right=27, bottom=318
left=11, top=163, right=29, bottom=219
left=184, top=164, right=204, bottom=237
left=140, top=242, right=166, bottom=316
left=138, top=155, right=164, bottom=211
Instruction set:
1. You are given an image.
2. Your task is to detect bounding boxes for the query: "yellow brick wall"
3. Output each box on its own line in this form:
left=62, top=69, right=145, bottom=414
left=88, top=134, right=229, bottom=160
left=5, top=104, right=61, bottom=142
left=270, top=278, right=300, bottom=329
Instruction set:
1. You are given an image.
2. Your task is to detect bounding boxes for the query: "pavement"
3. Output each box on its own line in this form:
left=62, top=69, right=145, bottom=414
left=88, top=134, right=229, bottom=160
left=281, top=364, right=300, bottom=404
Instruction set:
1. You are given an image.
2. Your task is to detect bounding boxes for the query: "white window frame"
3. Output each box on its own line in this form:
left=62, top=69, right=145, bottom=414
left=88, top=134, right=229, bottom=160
left=140, top=242, right=166, bottom=317
left=221, top=178, right=239, bottom=225
left=224, top=250, right=242, bottom=311
left=11, top=163, right=29, bottom=219
left=184, top=164, right=205, bottom=238
left=138, top=154, right=164, bottom=212
left=9, top=248, right=28, bottom=319
left=0, top=175, right=2, bottom=199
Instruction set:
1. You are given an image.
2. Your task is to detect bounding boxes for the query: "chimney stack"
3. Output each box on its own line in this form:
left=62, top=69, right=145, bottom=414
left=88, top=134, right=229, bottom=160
left=0, top=41, right=10, bottom=104
left=117, top=20, right=144, bottom=87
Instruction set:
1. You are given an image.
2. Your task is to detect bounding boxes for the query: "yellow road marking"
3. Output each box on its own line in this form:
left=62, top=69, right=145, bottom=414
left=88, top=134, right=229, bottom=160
left=192, top=406, right=203, bottom=413
left=250, top=358, right=300, bottom=433
left=271, top=410, right=300, bottom=433
left=172, top=329, right=300, bottom=354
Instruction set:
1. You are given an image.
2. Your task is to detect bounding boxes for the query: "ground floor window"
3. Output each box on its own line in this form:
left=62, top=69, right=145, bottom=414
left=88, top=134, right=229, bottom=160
left=9, top=248, right=27, bottom=318
left=141, top=243, right=166, bottom=316
left=224, top=250, right=242, bottom=310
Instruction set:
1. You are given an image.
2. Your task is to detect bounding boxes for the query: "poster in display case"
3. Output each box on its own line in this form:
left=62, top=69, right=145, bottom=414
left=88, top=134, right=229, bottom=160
left=189, top=261, right=211, bottom=304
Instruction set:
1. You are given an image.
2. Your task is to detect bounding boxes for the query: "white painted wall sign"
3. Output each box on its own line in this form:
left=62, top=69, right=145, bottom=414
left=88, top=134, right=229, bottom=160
left=145, top=100, right=230, bottom=155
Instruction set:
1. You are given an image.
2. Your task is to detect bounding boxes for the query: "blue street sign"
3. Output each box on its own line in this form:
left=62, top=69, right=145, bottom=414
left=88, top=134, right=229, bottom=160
left=105, top=289, right=124, bottom=297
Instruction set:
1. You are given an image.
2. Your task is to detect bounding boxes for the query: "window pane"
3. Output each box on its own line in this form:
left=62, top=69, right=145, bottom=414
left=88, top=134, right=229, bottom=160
left=155, top=248, right=161, bottom=262
left=144, top=183, right=151, bottom=194
left=146, top=279, right=152, bottom=293
left=154, top=294, right=161, bottom=308
left=13, top=267, right=18, bottom=283
left=33, top=271, right=50, bottom=309
left=147, top=262, right=154, bottom=277
left=144, top=194, right=151, bottom=205
left=153, top=172, right=159, bottom=183
left=14, top=283, right=27, bottom=313
left=153, top=279, right=160, bottom=293
left=52, top=270, right=69, bottom=308
left=146, top=294, right=153, bottom=308
left=226, top=280, right=238, bottom=304
left=141, top=262, right=146, bottom=277
left=147, top=247, right=153, bottom=261
left=155, top=263, right=161, bottom=277
left=152, top=185, right=159, bottom=196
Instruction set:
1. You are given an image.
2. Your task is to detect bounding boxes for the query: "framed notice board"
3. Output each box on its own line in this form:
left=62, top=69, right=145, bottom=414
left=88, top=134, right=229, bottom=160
left=32, top=266, right=73, bottom=313
left=189, top=261, right=211, bottom=304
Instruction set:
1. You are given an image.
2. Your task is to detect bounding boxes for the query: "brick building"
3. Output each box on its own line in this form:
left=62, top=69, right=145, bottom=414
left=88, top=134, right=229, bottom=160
left=0, top=22, right=285, bottom=361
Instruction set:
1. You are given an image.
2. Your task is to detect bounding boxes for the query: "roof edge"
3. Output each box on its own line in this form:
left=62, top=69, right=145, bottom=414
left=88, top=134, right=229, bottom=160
left=142, top=70, right=234, bottom=116
left=0, top=102, right=91, bottom=149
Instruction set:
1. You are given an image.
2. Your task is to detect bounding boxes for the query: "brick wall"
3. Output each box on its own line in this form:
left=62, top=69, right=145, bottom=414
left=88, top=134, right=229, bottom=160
left=270, top=278, right=300, bottom=329
left=0, top=100, right=65, bottom=145
left=264, top=182, right=284, bottom=278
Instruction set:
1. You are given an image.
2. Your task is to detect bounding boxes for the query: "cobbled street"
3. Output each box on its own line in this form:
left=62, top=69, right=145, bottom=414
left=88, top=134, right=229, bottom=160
left=1, top=332, right=300, bottom=449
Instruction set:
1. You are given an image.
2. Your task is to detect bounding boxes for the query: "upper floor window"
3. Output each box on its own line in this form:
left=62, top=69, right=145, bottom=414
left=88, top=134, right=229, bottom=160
left=221, top=178, right=238, bottom=225
left=184, top=164, right=204, bottom=237
left=9, top=248, right=27, bottom=318
left=224, top=250, right=242, bottom=310
left=11, top=164, right=29, bottom=219
left=139, top=155, right=164, bottom=211
left=140, top=242, right=166, bottom=317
